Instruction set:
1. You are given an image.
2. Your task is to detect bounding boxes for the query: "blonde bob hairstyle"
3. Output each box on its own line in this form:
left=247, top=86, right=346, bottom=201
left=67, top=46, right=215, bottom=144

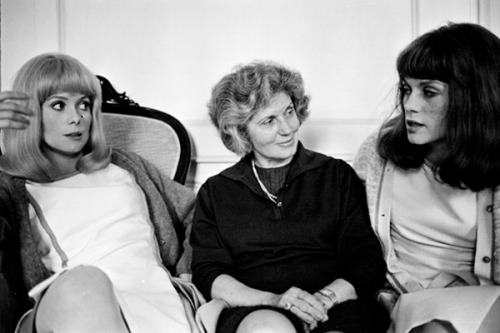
left=208, top=61, right=310, bottom=156
left=0, top=53, right=111, bottom=182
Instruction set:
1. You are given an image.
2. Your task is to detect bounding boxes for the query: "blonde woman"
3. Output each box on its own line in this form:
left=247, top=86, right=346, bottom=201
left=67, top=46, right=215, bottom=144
left=0, top=53, right=196, bottom=333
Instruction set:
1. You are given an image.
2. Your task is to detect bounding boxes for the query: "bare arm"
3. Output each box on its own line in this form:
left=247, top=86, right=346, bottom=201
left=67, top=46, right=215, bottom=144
left=313, top=278, right=358, bottom=310
left=211, top=274, right=277, bottom=307
left=212, top=274, right=329, bottom=328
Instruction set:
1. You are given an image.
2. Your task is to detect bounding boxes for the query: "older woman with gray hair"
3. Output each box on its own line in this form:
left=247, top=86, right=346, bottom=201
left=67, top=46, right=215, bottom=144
left=191, top=61, right=389, bottom=333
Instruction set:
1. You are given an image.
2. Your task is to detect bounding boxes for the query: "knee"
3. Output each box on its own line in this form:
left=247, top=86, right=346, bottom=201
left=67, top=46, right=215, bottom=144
left=236, top=309, right=297, bottom=333
left=44, top=266, right=114, bottom=305
left=35, top=266, right=126, bottom=333
left=411, top=320, right=457, bottom=333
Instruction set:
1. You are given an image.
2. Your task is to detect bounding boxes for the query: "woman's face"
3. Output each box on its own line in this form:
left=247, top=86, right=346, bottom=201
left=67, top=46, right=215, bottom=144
left=401, top=77, right=449, bottom=161
left=41, top=92, right=92, bottom=165
left=247, top=91, right=300, bottom=168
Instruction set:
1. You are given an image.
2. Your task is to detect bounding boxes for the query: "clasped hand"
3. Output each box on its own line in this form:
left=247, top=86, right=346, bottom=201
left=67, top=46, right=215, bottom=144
left=274, top=286, right=336, bottom=331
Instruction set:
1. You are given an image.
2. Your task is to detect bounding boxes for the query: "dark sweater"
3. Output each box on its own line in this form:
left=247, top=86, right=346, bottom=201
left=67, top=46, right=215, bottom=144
left=191, top=142, right=386, bottom=300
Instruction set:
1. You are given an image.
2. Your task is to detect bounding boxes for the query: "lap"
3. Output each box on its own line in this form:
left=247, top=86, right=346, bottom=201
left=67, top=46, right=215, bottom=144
left=391, top=286, right=500, bottom=333
left=216, top=305, right=303, bottom=333
left=216, top=298, right=389, bottom=333
left=317, top=298, right=389, bottom=333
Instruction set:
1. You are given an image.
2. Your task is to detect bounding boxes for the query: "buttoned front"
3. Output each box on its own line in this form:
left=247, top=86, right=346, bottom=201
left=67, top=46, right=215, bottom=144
left=354, top=133, right=500, bottom=292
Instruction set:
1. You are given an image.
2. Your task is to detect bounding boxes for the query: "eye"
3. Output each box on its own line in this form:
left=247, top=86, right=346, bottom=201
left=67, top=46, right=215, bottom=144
left=399, top=83, right=411, bottom=96
left=423, top=88, right=438, bottom=98
left=51, top=101, right=65, bottom=111
left=284, top=106, right=295, bottom=117
left=79, top=99, right=91, bottom=111
left=261, top=117, right=275, bottom=126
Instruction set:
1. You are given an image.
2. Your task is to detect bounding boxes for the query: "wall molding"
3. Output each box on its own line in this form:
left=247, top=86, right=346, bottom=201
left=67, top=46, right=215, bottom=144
left=478, top=0, right=491, bottom=28
left=411, top=0, right=420, bottom=38
left=56, top=0, right=66, bottom=53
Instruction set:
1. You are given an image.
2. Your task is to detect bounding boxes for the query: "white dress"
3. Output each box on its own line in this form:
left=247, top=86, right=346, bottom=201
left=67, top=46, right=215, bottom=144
left=388, top=164, right=500, bottom=333
left=24, top=164, right=190, bottom=333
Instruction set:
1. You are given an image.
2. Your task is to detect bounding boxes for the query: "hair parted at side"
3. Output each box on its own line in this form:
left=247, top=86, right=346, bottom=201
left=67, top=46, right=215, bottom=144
left=0, top=53, right=111, bottom=182
left=378, top=22, right=500, bottom=191
left=208, top=61, right=310, bottom=156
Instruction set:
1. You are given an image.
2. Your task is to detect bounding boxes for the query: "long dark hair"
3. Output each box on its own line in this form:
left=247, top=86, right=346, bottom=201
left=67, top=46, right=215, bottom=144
left=378, top=23, right=500, bottom=191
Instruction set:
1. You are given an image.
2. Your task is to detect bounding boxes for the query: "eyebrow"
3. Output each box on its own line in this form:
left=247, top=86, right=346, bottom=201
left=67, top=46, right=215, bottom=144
left=419, top=81, right=447, bottom=90
left=47, top=94, right=90, bottom=101
left=47, top=95, right=69, bottom=100
left=403, top=78, right=446, bottom=88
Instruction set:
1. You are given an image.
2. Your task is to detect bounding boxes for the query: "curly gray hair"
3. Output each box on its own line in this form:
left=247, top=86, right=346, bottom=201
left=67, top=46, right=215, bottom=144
left=208, top=61, right=310, bottom=155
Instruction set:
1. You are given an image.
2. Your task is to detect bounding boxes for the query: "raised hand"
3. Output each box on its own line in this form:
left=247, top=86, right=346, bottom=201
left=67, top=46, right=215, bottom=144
left=0, top=91, right=32, bottom=129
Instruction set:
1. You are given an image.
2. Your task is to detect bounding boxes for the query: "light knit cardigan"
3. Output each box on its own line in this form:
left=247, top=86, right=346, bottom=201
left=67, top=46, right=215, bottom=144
left=352, top=133, right=500, bottom=292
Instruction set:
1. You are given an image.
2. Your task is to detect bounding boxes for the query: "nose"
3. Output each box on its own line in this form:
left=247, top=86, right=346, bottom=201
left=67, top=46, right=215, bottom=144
left=278, top=117, right=295, bottom=135
left=68, top=106, right=84, bottom=125
left=403, top=91, right=421, bottom=114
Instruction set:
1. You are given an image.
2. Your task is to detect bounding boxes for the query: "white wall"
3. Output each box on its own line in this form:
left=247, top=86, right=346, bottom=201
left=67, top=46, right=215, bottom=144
left=2, top=0, right=499, bottom=190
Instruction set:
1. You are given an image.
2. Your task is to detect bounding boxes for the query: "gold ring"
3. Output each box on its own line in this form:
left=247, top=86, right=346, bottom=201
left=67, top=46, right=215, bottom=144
left=284, top=302, right=292, bottom=310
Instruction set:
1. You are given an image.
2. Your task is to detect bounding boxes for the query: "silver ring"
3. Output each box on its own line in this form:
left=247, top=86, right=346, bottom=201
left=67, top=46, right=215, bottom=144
left=284, top=302, right=292, bottom=310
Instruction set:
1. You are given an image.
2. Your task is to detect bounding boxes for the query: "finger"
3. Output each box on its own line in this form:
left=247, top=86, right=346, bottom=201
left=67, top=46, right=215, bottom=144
left=0, top=117, right=31, bottom=130
left=309, top=320, right=318, bottom=331
left=294, top=300, right=328, bottom=322
left=0, top=101, right=33, bottom=116
left=299, top=290, right=328, bottom=313
left=0, top=109, right=32, bottom=122
left=0, top=92, right=33, bottom=118
left=279, top=287, right=302, bottom=307
left=178, top=273, right=192, bottom=282
left=289, top=304, right=318, bottom=326
left=280, top=288, right=328, bottom=322
left=0, top=91, right=30, bottom=103
left=313, top=292, right=330, bottom=308
left=295, top=291, right=328, bottom=321
left=0, top=101, right=33, bottom=129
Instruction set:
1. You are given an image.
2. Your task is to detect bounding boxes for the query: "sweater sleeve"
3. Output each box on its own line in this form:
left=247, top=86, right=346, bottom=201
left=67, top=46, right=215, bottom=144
left=139, top=156, right=196, bottom=275
left=335, top=161, right=387, bottom=298
left=190, top=181, right=234, bottom=300
left=0, top=177, right=32, bottom=332
left=352, top=131, right=379, bottom=184
left=115, top=149, right=196, bottom=275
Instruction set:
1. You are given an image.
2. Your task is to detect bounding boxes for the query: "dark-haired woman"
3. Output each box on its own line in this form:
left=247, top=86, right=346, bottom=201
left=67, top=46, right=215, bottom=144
left=354, top=23, right=500, bottom=333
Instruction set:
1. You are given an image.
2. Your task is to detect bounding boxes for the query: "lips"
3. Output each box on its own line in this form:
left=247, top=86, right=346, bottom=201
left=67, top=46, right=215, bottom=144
left=406, top=120, right=424, bottom=127
left=65, top=131, right=83, bottom=138
left=278, top=138, right=295, bottom=146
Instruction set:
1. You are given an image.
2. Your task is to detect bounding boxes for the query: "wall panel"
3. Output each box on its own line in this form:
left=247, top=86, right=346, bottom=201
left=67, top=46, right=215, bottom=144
left=1, top=0, right=497, bottom=190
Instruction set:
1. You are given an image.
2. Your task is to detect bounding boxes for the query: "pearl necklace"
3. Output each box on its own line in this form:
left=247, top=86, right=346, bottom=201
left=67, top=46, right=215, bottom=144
left=251, top=159, right=278, bottom=205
